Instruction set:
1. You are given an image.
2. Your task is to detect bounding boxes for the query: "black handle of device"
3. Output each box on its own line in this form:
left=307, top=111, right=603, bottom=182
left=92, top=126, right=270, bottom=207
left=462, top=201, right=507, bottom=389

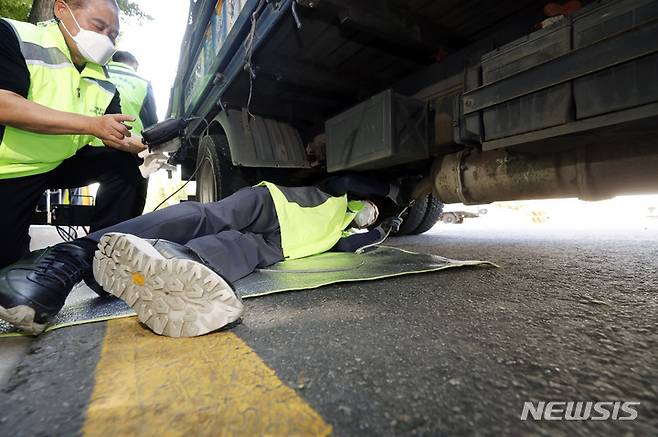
left=141, top=118, right=191, bottom=147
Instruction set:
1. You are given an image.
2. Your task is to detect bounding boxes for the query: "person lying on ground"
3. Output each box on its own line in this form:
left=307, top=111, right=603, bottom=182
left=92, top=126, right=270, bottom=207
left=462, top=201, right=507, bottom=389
left=0, top=175, right=408, bottom=337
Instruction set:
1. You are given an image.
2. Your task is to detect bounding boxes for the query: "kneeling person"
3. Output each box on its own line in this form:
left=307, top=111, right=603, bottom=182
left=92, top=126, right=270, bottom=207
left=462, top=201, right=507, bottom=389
left=0, top=1, right=148, bottom=269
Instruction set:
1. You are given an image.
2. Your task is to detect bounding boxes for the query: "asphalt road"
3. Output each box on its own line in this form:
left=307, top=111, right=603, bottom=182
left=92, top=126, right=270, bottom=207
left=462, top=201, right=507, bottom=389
left=1, top=222, right=657, bottom=436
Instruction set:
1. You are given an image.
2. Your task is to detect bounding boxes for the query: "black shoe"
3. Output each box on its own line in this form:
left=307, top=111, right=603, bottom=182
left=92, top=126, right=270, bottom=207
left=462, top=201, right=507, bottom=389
left=93, top=233, right=243, bottom=338
left=83, top=271, right=110, bottom=297
left=0, top=244, right=92, bottom=335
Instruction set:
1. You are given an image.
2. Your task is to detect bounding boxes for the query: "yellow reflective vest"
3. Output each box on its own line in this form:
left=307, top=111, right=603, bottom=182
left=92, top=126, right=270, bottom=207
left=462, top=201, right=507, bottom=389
left=0, top=19, right=116, bottom=180
left=106, top=61, right=150, bottom=135
left=259, top=182, right=363, bottom=259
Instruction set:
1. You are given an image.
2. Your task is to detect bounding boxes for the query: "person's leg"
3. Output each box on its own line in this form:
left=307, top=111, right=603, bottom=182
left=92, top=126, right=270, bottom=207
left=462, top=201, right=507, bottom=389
left=0, top=173, right=50, bottom=268
left=47, top=146, right=147, bottom=231
left=84, top=186, right=279, bottom=245
left=190, top=186, right=280, bottom=236
left=64, top=185, right=276, bottom=296
left=186, top=230, right=283, bottom=283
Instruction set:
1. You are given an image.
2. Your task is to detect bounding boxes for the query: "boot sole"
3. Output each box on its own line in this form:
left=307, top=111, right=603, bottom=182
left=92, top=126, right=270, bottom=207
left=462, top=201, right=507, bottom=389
left=93, top=233, right=244, bottom=338
left=0, top=304, right=46, bottom=335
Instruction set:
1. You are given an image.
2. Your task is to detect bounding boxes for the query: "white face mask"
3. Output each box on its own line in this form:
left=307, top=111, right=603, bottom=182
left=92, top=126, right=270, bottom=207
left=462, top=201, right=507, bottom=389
left=59, top=3, right=115, bottom=65
left=354, top=201, right=380, bottom=228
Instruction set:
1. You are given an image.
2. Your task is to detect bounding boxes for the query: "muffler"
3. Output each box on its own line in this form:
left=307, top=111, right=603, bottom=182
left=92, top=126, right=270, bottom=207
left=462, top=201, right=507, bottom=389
left=427, top=144, right=658, bottom=204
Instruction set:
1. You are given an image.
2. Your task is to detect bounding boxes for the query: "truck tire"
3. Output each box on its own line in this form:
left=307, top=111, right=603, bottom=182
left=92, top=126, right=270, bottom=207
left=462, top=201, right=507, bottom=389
left=396, top=193, right=444, bottom=235
left=412, top=194, right=444, bottom=234
left=195, top=134, right=245, bottom=203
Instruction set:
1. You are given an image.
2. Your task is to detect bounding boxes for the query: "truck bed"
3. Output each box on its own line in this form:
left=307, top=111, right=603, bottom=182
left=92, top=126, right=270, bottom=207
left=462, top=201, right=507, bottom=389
left=171, top=0, right=658, bottom=232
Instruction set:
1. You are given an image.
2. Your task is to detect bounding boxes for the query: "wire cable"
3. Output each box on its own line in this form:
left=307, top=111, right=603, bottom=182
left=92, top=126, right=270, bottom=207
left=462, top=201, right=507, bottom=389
left=355, top=201, right=415, bottom=254
left=244, top=0, right=266, bottom=119
left=152, top=161, right=203, bottom=212
left=55, top=225, right=78, bottom=242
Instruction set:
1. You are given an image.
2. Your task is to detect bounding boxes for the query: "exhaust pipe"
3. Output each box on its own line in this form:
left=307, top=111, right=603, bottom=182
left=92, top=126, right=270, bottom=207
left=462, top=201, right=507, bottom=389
left=428, top=144, right=658, bottom=204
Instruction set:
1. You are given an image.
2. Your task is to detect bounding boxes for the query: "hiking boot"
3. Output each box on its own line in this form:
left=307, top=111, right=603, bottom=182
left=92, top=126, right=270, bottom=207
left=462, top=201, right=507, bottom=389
left=93, top=233, right=243, bottom=338
left=0, top=244, right=92, bottom=335
left=146, top=238, right=211, bottom=266
left=83, top=271, right=110, bottom=297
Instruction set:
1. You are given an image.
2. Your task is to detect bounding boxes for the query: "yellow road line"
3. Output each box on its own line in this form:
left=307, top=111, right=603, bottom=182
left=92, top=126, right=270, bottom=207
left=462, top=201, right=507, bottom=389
left=83, top=318, right=332, bottom=436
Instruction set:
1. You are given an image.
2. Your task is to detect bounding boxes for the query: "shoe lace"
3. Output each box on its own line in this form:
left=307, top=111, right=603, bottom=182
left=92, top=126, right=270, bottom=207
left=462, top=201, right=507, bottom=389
left=32, top=246, right=88, bottom=289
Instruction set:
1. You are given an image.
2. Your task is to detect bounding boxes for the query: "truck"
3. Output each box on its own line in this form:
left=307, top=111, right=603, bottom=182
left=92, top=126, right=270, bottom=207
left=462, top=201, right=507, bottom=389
left=168, top=0, right=658, bottom=235
left=440, top=209, right=487, bottom=225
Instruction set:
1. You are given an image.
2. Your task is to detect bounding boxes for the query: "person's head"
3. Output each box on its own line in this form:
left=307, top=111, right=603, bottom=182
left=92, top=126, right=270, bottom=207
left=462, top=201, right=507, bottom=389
left=113, top=50, right=139, bottom=70
left=54, top=0, right=120, bottom=67
left=353, top=200, right=380, bottom=229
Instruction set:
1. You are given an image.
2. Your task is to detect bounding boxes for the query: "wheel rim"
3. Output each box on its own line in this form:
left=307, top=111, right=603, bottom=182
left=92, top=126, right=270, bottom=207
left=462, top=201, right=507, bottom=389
left=198, top=157, right=217, bottom=204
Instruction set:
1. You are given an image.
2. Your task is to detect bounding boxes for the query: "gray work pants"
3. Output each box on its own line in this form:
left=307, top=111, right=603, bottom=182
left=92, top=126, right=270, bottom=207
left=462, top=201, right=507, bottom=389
left=87, top=187, right=283, bottom=282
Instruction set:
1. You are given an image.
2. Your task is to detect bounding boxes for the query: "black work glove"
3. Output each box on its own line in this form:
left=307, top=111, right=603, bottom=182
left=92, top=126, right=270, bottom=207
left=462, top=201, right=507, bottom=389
left=380, top=216, right=403, bottom=234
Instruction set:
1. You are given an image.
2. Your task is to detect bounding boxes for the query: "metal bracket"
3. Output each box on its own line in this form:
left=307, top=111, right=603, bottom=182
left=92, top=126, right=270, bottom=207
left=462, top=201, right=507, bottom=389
left=453, top=149, right=474, bottom=205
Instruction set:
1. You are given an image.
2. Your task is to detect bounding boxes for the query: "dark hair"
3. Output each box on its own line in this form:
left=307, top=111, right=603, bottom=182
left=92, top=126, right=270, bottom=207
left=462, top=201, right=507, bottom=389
left=113, top=50, right=139, bottom=66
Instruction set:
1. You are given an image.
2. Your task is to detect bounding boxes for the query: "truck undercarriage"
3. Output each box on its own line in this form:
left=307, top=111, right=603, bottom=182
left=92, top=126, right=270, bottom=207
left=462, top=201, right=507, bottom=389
left=169, top=0, right=658, bottom=234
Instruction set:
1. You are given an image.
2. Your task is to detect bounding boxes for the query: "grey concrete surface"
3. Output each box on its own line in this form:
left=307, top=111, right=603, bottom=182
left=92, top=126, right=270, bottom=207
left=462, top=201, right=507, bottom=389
left=0, top=223, right=657, bottom=436
left=0, top=324, right=105, bottom=437
left=0, top=338, right=32, bottom=388
left=237, top=224, right=658, bottom=436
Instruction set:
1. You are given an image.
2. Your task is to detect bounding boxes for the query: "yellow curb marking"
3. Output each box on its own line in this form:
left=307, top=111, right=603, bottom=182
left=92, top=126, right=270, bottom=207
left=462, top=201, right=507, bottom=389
left=83, top=318, right=332, bottom=437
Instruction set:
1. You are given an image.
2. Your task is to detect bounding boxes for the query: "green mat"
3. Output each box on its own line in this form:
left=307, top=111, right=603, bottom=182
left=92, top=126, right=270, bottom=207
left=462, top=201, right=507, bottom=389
left=0, top=246, right=496, bottom=337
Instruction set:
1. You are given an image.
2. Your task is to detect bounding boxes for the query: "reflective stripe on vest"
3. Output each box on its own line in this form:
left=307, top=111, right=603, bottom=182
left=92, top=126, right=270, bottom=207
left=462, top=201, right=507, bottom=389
left=106, top=61, right=150, bottom=134
left=21, top=41, right=70, bottom=68
left=259, top=182, right=360, bottom=260
left=0, top=19, right=116, bottom=180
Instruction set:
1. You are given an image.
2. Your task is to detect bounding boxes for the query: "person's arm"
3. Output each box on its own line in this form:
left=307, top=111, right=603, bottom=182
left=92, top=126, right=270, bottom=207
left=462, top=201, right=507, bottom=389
left=331, top=216, right=403, bottom=252
left=0, top=19, right=30, bottom=142
left=0, top=21, right=29, bottom=98
left=332, top=227, right=386, bottom=252
left=0, top=90, right=143, bottom=153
